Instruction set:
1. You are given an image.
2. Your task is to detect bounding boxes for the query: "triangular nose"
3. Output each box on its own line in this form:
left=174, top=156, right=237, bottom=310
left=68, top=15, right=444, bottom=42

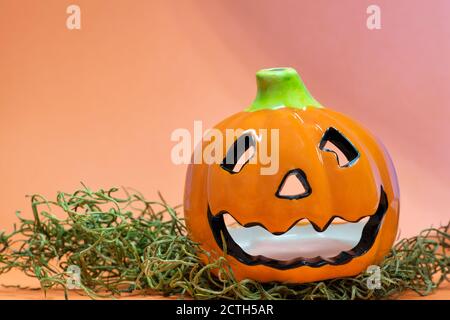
left=276, top=169, right=311, bottom=200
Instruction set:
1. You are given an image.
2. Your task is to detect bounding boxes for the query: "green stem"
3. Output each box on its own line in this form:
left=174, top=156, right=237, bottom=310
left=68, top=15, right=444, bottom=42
left=246, top=67, right=322, bottom=112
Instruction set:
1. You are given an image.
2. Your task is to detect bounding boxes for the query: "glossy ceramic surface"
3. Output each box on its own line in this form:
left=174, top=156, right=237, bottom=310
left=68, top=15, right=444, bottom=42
left=184, top=68, right=399, bottom=283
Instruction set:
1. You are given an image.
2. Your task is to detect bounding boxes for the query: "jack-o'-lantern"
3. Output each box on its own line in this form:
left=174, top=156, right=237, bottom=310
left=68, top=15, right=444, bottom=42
left=184, top=67, right=399, bottom=283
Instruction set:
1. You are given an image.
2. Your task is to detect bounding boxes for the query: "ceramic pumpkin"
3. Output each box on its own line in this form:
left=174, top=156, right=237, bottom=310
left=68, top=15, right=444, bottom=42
left=184, top=67, right=399, bottom=283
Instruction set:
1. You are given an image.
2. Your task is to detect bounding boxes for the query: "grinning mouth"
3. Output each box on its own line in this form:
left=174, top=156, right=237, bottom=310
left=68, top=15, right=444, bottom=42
left=207, top=188, right=388, bottom=269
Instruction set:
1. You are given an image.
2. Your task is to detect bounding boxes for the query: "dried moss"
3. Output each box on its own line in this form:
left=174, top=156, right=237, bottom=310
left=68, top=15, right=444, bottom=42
left=0, top=185, right=448, bottom=299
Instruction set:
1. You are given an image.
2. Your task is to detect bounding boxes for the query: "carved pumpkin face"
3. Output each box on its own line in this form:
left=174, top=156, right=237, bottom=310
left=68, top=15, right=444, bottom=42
left=184, top=68, right=399, bottom=283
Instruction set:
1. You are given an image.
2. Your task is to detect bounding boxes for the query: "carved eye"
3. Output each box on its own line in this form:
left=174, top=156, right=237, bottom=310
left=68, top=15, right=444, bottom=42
left=319, top=127, right=359, bottom=167
left=221, top=132, right=257, bottom=174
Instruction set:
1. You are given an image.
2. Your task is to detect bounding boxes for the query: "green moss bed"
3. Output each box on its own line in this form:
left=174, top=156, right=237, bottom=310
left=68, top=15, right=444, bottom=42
left=0, top=185, right=448, bottom=300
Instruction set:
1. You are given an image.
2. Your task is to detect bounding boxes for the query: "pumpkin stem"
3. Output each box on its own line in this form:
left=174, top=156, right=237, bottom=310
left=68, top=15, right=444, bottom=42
left=246, top=67, right=322, bottom=111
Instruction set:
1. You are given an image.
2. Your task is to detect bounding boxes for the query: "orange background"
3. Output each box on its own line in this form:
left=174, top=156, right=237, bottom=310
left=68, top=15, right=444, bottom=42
left=0, top=0, right=449, bottom=243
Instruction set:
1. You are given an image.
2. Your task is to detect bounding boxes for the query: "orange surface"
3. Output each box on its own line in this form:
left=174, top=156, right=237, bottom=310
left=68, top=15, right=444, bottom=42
left=0, top=283, right=448, bottom=300
left=0, top=1, right=449, bottom=294
left=0, top=269, right=448, bottom=300
left=185, top=107, right=400, bottom=283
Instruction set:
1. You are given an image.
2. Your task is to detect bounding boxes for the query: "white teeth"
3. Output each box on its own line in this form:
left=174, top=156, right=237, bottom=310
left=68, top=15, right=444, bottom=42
left=331, top=216, right=369, bottom=225
left=225, top=215, right=371, bottom=261
left=223, top=213, right=240, bottom=228
left=331, top=217, right=348, bottom=224
left=358, top=216, right=370, bottom=224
